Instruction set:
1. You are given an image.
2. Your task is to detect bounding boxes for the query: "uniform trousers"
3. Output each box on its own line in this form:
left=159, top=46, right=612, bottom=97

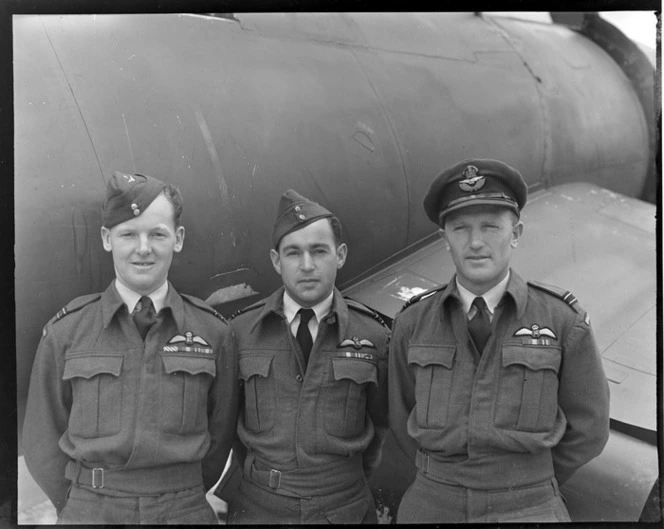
left=57, top=484, right=218, bottom=525
left=397, top=471, right=570, bottom=523
left=228, top=476, right=377, bottom=524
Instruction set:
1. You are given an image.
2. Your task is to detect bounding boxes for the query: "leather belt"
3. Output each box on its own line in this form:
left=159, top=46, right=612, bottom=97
left=65, top=460, right=203, bottom=494
left=415, top=449, right=555, bottom=492
left=245, top=454, right=364, bottom=498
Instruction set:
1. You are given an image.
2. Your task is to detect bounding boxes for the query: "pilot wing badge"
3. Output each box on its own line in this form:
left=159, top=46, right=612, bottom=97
left=514, top=324, right=557, bottom=345
left=164, top=331, right=213, bottom=354
left=336, top=338, right=377, bottom=361
left=459, top=165, right=486, bottom=192
left=338, top=336, right=376, bottom=350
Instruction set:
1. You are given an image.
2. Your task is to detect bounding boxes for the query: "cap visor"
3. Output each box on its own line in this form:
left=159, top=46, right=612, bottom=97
left=440, top=198, right=519, bottom=221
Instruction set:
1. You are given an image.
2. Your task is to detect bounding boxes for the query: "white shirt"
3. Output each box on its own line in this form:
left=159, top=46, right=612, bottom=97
left=456, top=271, right=510, bottom=322
left=283, top=290, right=334, bottom=343
left=114, top=279, right=169, bottom=314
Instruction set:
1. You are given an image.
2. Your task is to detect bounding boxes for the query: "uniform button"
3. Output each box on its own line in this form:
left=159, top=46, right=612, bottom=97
left=298, top=214, right=306, bottom=220
left=296, top=374, right=303, bottom=383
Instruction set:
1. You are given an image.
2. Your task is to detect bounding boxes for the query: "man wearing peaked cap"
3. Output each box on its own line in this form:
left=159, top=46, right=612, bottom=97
left=23, top=170, right=239, bottom=524
left=216, top=189, right=390, bottom=524
left=389, top=159, right=610, bottom=522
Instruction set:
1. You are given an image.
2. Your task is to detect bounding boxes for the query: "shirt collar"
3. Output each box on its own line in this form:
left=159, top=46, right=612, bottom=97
left=283, top=290, right=334, bottom=325
left=102, top=280, right=184, bottom=331
left=456, top=271, right=510, bottom=315
left=114, top=279, right=169, bottom=313
left=250, top=286, right=348, bottom=342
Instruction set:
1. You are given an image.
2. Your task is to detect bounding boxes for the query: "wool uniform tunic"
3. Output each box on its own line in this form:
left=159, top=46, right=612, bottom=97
left=389, top=271, right=610, bottom=522
left=225, top=286, right=390, bottom=524
left=23, top=281, right=239, bottom=524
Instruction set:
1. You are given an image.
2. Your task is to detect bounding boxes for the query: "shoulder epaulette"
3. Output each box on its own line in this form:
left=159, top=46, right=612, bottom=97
left=528, top=280, right=586, bottom=318
left=181, top=294, right=227, bottom=323
left=229, top=299, right=267, bottom=320
left=51, top=293, right=102, bottom=324
left=344, top=297, right=390, bottom=329
left=400, top=284, right=447, bottom=313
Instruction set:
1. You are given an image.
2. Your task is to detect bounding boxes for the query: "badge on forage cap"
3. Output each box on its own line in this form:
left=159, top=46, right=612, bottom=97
left=272, top=189, right=334, bottom=247
left=102, top=171, right=168, bottom=228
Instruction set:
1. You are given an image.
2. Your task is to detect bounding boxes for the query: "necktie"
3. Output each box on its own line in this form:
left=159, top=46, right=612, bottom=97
left=133, top=296, right=157, bottom=340
left=296, top=308, right=315, bottom=364
left=468, top=297, right=491, bottom=353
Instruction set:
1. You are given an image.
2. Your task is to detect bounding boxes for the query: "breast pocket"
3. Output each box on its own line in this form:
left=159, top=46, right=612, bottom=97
left=408, top=345, right=456, bottom=429
left=238, top=353, right=275, bottom=433
left=161, top=353, right=216, bottom=434
left=324, top=358, right=377, bottom=439
left=495, top=345, right=561, bottom=432
left=63, top=353, right=124, bottom=438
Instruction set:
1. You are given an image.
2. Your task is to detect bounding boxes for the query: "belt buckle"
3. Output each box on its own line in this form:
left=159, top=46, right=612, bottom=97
left=421, top=452, right=430, bottom=473
left=268, top=469, right=281, bottom=489
left=92, top=468, right=104, bottom=489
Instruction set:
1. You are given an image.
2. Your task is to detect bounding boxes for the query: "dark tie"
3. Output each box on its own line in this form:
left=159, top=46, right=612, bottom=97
left=468, top=297, right=491, bottom=353
left=296, top=308, right=315, bottom=364
left=133, top=296, right=157, bottom=340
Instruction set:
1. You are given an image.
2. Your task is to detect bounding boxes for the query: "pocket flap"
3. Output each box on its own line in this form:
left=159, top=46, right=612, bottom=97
left=502, top=345, right=561, bottom=373
left=63, top=354, right=123, bottom=380
left=162, top=354, right=216, bottom=376
left=239, top=355, right=273, bottom=381
left=331, top=358, right=377, bottom=385
left=408, top=345, right=456, bottom=369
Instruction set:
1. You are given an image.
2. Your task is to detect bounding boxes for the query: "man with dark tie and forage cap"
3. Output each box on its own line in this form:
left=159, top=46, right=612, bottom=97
left=215, top=190, right=390, bottom=524
left=389, top=159, right=610, bottom=523
left=22, top=171, right=239, bottom=524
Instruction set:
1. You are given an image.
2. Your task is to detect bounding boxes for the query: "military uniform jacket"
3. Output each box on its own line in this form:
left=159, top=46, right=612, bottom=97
left=230, top=287, right=390, bottom=476
left=22, top=281, right=239, bottom=512
left=389, top=271, right=610, bottom=490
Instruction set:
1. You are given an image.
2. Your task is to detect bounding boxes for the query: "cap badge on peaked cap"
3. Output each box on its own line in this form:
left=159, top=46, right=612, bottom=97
left=458, top=165, right=486, bottom=192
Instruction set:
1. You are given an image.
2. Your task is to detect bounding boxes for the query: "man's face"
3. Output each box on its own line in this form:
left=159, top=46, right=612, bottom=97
left=270, top=218, right=347, bottom=308
left=101, top=193, right=185, bottom=296
left=441, top=205, right=523, bottom=295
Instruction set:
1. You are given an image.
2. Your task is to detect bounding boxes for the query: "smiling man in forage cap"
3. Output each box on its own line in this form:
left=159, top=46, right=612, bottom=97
left=23, top=171, right=239, bottom=524
left=389, top=159, right=610, bottom=522
left=216, top=189, right=390, bottom=524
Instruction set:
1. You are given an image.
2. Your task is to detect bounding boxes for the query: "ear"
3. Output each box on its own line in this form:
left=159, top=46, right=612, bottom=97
left=174, top=226, right=185, bottom=253
left=511, top=220, right=524, bottom=248
left=335, top=243, right=348, bottom=269
left=270, top=248, right=281, bottom=275
left=439, top=228, right=451, bottom=250
left=101, top=227, right=112, bottom=252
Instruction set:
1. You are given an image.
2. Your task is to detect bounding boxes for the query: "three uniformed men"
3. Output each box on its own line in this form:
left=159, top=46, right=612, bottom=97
left=24, top=163, right=610, bottom=524
left=219, top=190, right=390, bottom=524
left=389, top=159, right=610, bottom=522
left=23, top=172, right=239, bottom=524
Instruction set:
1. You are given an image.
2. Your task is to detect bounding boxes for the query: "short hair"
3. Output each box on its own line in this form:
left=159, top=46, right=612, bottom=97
left=162, top=184, right=184, bottom=227
left=329, top=216, right=344, bottom=247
